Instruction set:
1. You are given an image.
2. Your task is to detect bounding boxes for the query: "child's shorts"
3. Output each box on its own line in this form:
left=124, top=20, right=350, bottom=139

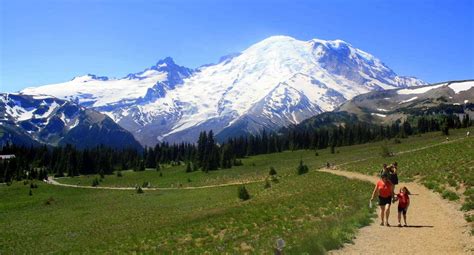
left=398, top=207, right=408, bottom=215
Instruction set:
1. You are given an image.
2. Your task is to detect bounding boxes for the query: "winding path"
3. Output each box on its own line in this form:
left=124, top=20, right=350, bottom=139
left=319, top=168, right=473, bottom=254
left=45, top=176, right=265, bottom=190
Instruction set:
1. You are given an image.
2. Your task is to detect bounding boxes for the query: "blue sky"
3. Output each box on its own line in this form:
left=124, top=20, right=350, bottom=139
left=1, top=0, right=473, bottom=92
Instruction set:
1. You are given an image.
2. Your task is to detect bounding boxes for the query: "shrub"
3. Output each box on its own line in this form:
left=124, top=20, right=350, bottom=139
left=297, top=160, right=309, bottom=175
left=92, top=177, right=100, bottom=187
left=116, top=171, right=123, bottom=177
left=142, top=181, right=150, bottom=188
left=136, top=186, right=144, bottom=194
left=29, top=189, right=33, bottom=196
left=159, top=172, right=163, bottom=177
left=156, top=164, right=161, bottom=171
left=238, top=185, right=250, bottom=201
left=393, top=138, right=402, bottom=144
left=461, top=202, right=474, bottom=211
left=269, top=167, right=277, bottom=176
left=187, top=178, right=192, bottom=183
left=441, top=190, right=459, bottom=201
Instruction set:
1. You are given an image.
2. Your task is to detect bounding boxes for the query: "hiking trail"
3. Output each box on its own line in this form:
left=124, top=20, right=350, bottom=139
left=319, top=168, right=473, bottom=254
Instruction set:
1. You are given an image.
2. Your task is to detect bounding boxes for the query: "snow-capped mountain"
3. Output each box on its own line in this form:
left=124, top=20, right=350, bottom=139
left=0, top=93, right=142, bottom=149
left=22, top=35, right=425, bottom=145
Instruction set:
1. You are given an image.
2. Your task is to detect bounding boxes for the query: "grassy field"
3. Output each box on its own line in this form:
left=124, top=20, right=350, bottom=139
left=1, top=172, right=372, bottom=253
left=1, top=127, right=472, bottom=253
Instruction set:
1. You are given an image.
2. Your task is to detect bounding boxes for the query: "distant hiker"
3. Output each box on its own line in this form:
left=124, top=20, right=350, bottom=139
left=379, top=163, right=390, bottom=177
left=389, top=162, right=399, bottom=201
left=370, top=173, right=394, bottom=226
left=395, top=186, right=411, bottom=227
left=467, top=131, right=470, bottom=137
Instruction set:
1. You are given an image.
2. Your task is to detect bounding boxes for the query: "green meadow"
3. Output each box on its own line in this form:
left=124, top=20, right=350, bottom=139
left=1, top=127, right=472, bottom=253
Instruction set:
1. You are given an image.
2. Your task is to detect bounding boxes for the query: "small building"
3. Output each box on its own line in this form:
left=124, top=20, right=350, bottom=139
left=0, top=154, right=16, bottom=160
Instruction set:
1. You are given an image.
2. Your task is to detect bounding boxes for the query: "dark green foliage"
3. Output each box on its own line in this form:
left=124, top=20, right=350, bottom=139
left=238, top=185, right=250, bottom=201
left=29, top=189, right=32, bottom=196
left=142, top=181, right=150, bottom=188
left=297, top=160, right=309, bottom=175
left=187, top=178, right=192, bottom=183
left=269, top=167, right=277, bottom=176
left=441, top=190, right=459, bottom=201
left=116, top=171, right=123, bottom=177
left=136, top=186, right=144, bottom=194
left=197, top=130, right=220, bottom=171
left=155, top=164, right=161, bottom=171
left=92, top=177, right=100, bottom=187
left=159, top=172, right=163, bottom=177
left=185, top=162, right=192, bottom=173
left=442, top=122, right=449, bottom=136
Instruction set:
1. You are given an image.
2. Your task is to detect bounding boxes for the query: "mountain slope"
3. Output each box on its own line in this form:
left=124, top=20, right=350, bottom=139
left=292, top=80, right=474, bottom=131
left=22, top=36, right=425, bottom=145
left=337, top=79, right=474, bottom=123
left=0, top=93, right=143, bottom=149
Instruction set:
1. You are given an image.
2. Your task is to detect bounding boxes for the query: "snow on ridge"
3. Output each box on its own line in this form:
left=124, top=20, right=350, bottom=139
left=448, top=81, right=474, bottom=93
left=371, top=113, right=386, bottom=117
left=397, top=84, right=446, bottom=95
left=399, top=96, right=418, bottom=104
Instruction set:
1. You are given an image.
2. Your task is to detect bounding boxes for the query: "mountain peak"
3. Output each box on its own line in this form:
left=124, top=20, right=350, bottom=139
left=155, top=56, right=177, bottom=68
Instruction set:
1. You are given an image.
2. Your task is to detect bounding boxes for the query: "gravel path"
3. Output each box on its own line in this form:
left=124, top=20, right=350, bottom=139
left=319, top=168, right=473, bottom=254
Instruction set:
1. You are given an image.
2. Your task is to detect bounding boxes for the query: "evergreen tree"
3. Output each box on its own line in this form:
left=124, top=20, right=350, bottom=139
left=238, top=185, right=250, bottom=200
left=297, top=160, right=309, bottom=175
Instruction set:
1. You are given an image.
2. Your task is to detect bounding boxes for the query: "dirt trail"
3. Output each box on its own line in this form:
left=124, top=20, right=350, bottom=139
left=319, top=168, right=473, bottom=254
left=45, top=176, right=264, bottom=191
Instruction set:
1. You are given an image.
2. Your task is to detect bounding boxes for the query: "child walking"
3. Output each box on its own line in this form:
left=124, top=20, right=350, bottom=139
left=396, top=186, right=410, bottom=227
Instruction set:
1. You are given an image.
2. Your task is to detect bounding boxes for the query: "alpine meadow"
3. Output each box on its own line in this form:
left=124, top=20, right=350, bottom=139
left=1, top=0, right=473, bottom=254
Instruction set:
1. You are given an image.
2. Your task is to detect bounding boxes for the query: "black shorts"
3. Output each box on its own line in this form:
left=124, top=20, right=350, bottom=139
left=378, top=196, right=392, bottom=206
left=390, top=174, right=399, bottom=185
left=398, top=207, right=408, bottom=215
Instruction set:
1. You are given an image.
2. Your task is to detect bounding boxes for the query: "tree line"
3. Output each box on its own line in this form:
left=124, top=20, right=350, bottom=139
left=1, top=113, right=471, bottom=183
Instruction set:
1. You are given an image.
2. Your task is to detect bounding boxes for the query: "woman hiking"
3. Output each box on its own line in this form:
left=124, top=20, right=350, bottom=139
left=370, top=173, right=394, bottom=226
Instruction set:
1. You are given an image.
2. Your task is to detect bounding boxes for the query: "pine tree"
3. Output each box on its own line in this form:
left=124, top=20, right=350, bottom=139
left=238, top=185, right=250, bottom=200
left=269, top=167, right=277, bottom=176
left=297, top=160, right=309, bottom=175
